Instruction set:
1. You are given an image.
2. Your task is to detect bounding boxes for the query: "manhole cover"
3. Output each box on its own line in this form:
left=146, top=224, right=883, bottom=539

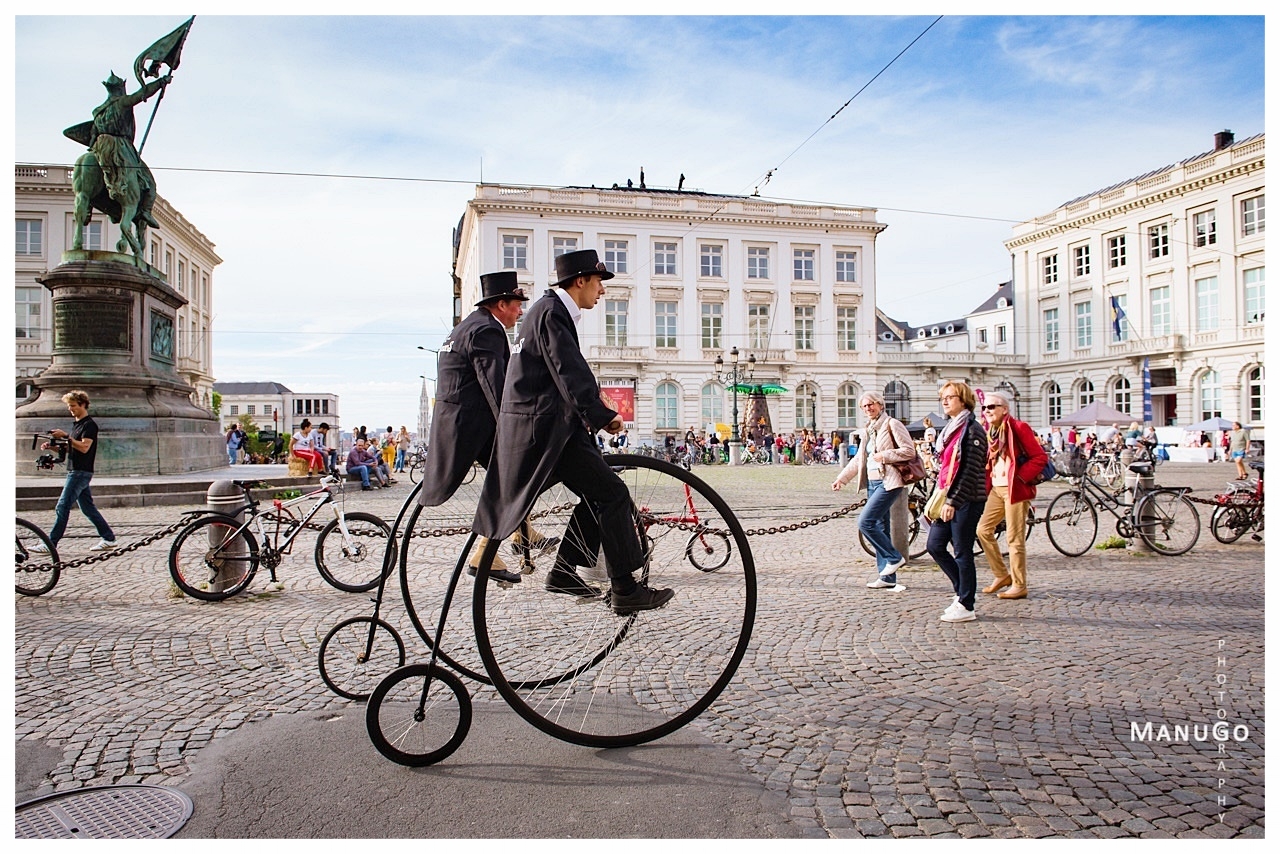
left=15, top=784, right=193, bottom=839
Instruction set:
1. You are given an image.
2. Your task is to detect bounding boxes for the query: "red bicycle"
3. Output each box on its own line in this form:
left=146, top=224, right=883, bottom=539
left=1211, top=460, right=1264, bottom=544
left=637, top=481, right=732, bottom=572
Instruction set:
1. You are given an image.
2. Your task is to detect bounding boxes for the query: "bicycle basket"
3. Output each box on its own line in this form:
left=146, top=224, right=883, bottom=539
left=1058, top=453, right=1087, bottom=478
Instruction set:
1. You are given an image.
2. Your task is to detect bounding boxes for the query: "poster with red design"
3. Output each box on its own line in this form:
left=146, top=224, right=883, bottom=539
left=599, top=386, right=635, bottom=422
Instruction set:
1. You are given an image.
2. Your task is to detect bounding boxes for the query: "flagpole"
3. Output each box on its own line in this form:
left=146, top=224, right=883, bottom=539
left=137, top=85, right=165, bottom=156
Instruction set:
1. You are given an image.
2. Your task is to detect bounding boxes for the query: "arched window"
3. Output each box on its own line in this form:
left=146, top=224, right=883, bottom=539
left=1246, top=366, right=1264, bottom=425
left=701, top=382, right=724, bottom=427
left=1047, top=382, right=1063, bottom=423
left=1112, top=377, right=1132, bottom=415
left=15, top=381, right=34, bottom=403
left=656, top=381, right=680, bottom=429
left=837, top=382, right=860, bottom=428
left=795, top=384, right=818, bottom=430
left=1199, top=370, right=1222, bottom=421
left=884, top=380, right=910, bottom=421
left=1077, top=379, right=1095, bottom=410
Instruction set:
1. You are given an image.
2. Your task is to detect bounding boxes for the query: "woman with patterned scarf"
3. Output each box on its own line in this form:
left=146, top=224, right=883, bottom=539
left=927, top=381, right=988, bottom=623
left=976, top=392, right=1047, bottom=601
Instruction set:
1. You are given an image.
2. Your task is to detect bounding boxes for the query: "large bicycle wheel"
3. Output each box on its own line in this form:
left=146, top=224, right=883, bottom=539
left=315, top=511, right=392, bottom=592
left=319, top=616, right=406, bottom=701
left=168, top=514, right=259, bottom=601
left=15, top=518, right=59, bottom=597
left=473, top=455, right=755, bottom=748
left=1210, top=503, right=1254, bottom=544
left=1045, top=491, right=1098, bottom=557
left=365, top=664, right=472, bottom=767
left=1134, top=490, right=1200, bottom=555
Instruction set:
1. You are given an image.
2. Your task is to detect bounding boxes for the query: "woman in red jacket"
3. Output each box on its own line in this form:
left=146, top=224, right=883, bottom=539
left=976, top=392, right=1048, bottom=600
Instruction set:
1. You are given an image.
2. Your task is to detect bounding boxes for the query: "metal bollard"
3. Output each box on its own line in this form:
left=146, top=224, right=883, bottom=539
left=205, top=481, right=249, bottom=593
left=1124, top=463, right=1156, bottom=553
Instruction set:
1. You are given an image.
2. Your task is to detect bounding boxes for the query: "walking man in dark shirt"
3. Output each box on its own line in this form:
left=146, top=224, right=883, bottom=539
left=33, top=390, right=117, bottom=552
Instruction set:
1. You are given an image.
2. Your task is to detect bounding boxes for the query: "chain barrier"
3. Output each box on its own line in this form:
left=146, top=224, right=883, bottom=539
left=17, top=511, right=205, bottom=576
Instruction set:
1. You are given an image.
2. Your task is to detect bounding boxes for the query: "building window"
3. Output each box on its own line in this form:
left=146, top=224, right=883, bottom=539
left=700, top=302, right=722, bottom=349
left=177, top=260, right=186, bottom=293
left=1246, top=366, right=1264, bottom=425
left=603, top=239, right=628, bottom=274
left=1193, top=209, right=1217, bottom=247
left=1148, top=223, right=1169, bottom=259
left=247, top=405, right=256, bottom=416
left=793, top=248, right=815, bottom=281
left=1243, top=267, right=1265, bottom=324
left=1075, top=302, right=1093, bottom=348
left=1077, top=379, right=1095, bottom=410
left=794, top=305, right=815, bottom=351
left=1107, top=234, right=1127, bottom=269
left=746, top=246, right=769, bottom=280
left=654, top=301, right=677, bottom=348
left=795, top=386, right=817, bottom=429
left=836, top=306, right=857, bottom=351
left=150, top=241, right=158, bottom=267
left=978, top=328, right=988, bottom=345
left=1199, top=370, right=1222, bottom=420
left=263, top=404, right=272, bottom=416
left=552, top=236, right=578, bottom=258
left=1195, top=276, right=1219, bottom=332
left=997, top=325, right=1008, bottom=345
left=322, top=399, right=329, bottom=414
left=1113, top=377, right=1132, bottom=415
left=502, top=234, right=528, bottom=270
left=605, top=299, right=629, bottom=346
left=16, top=219, right=43, bottom=255
left=1073, top=244, right=1091, bottom=277
left=835, top=250, right=857, bottom=283
left=837, top=383, right=858, bottom=428
left=16, top=286, right=42, bottom=339
left=295, top=399, right=303, bottom=415
left=230, top=405, right=239, bottom=416
left=1043, top=307, right=1059, bottom=352
left=701, top=383, right=724, bottom=425
left=655, top=381, right=679, bottom=430
left=1149, top=286, right=1172, bottom=336
left=747, top=304, right=770, bottom=350
left=1047, top=382, right=1063, bottom=422
left=654, top=242, right=677, bottom=275
left=1241, top=195, right=1265, bottom=236
left=1042, top=254, right=1058, bottom=285
left=884, top=380, right=910, bottom=422
left=1110, top=294, right=1129, bottom=342
left=82, top=221, right=103, bottom=251
left=202, top=274, right=209, bottom=306
left=164, top=250, right=172, bottom=276
left=700, top=244, right=723, bottom=278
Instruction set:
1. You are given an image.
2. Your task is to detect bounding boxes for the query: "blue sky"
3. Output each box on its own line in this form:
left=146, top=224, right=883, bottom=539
left=12, top=9, right=1266, bottom=431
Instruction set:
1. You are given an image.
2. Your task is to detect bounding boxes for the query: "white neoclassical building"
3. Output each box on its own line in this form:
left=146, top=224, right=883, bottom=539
left=1005, top=131, right=1265, bottom=432
left=15, top=164, right=221, bottom=410
left=452, top=182, right=893, bottom=443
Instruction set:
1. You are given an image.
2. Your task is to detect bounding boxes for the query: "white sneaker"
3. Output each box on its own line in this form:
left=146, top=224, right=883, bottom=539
left=867, top=577, right=897, bottom=589
left=941, top=606, right=976, bottom=623
left=941, top=597, right=962, bottom=617
left=879, top=558, right=906, bottom=576
left=88, top=539, right=118, bottom=552
left=29, top=542, right=50, bottom=554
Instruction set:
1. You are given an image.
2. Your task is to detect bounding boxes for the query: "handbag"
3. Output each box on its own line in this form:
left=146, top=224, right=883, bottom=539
left=924, top=485, right=949, bottom=522
left=886, top=423, right=927, bottom=484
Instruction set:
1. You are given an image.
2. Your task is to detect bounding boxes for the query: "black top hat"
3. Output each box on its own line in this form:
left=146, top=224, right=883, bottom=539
left=553, top=249, right=616, bottom=288
left=475, top=270, right=529, bottom=306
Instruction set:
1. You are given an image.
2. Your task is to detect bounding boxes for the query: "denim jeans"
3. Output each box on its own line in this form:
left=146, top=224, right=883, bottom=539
left=926, top=499, right=981, bottom=610
left=348, top=464, right=373, bottom=487
left=394, top=449, right=406, bottom=471
left=227, top=444, right=238, bottom=466
left=859, top=479, right=904, bottom=577
left=49, top=470, right=115, bottom=545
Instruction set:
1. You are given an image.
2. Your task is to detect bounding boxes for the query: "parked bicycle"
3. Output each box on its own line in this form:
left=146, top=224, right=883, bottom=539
left=1210, top=460, right=1264, bottom=544
left=406, top=445, right=429, bottom=483
left=167, top=476, right=391, bottom=601
left=15, top=518, right=60, bottom=597
left=1044, top=455, right=1200, bottom=556
left=1085, top=451, right=1125, bottom=490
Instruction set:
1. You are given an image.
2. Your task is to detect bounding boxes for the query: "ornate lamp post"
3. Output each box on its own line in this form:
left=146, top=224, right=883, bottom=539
left=714, top=346, right=756, bottom=465
left=810, top=390, right=818, bottom=431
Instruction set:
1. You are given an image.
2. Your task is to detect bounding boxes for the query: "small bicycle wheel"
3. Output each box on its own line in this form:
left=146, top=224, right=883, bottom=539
left=1134, top=490, right=1201, bottom=555
left=15, top=518, right=60, bottom=597
left=365, top=663, right=472, bottom=767
left=315, top=512, right=392, bottom=593
left=169, top=514, right=259, bottom=600
left=1045, top=491, right=1098, bottom=557
left=686, top=527, right=731, bottom=572
left=1210, top=504, right=1252, bottom=544
left=473, top=454, right=755, bottom=748
left=319, top=616, right=406, bottom=701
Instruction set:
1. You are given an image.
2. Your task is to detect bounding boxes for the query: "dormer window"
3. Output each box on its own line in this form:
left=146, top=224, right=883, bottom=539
left=945, top=324, right=955, bottom=333
left=917, top=330, right=926, bottom=339
left=930, top=326, right=940, bottom=336
left=997, top=297, right=1009, bottom=308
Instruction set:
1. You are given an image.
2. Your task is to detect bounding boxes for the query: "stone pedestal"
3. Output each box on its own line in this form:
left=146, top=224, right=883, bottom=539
left=14, top=252, right=224, bottom=475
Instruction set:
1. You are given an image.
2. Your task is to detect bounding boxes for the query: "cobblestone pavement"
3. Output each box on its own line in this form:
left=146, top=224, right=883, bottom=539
left=14, top=463, right=1264, bottom=838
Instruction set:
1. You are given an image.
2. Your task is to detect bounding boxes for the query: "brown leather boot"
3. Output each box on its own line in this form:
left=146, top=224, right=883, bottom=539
left=997, top=585, right=1027, bottom=599
left=982, top=576, right=1012, bottom=594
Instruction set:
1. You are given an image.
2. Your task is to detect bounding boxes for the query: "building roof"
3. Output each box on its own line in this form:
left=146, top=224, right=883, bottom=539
left=968, top=280, right=1014, bottom=315
left=213, top=382, right=293, bottom=395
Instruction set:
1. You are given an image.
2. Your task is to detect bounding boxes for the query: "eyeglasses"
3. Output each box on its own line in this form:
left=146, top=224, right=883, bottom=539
left=939, top=394, right=959, bottom=402
left=982, top=404, right=1004, bottom=411
left=860, top=404, right=880, bottom=410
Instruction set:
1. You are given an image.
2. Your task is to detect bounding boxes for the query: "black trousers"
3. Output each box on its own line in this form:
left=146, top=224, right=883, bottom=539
left=550, top=433, right=644, bottom=593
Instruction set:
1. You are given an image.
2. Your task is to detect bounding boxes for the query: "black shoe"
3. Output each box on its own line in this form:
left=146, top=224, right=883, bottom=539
left=361, top=485, right=373, bottom=491
left=545, top=565, right=602, bottom=597
left=468, top=564, right=522, bottom=588
left=609, top=584, right=675, bottom=615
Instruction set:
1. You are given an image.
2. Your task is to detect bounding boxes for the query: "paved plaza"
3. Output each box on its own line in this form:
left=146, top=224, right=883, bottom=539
left=13, top=462, right=1264, bottom=838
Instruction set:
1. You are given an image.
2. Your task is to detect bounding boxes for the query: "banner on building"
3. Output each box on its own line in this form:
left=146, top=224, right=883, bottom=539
left=600, top=386, right=635, bottom=423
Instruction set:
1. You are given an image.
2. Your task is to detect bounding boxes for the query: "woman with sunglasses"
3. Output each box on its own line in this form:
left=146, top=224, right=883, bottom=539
left=975, top=392, right=1046, bottom=601
left=928, top=381, right=989, bottom=623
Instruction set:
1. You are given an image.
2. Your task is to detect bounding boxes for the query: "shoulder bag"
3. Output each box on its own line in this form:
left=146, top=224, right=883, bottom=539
left=887, top=422, right=927, bottom=485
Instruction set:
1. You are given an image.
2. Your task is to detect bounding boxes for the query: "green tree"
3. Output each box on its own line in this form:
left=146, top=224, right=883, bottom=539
left=211, top=390, right=222, bottom=416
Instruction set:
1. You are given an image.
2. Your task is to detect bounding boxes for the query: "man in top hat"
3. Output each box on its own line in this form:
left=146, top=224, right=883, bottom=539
left=474, top=249, right=674, bottom=615
left=419, top=270, right=535, bottom=587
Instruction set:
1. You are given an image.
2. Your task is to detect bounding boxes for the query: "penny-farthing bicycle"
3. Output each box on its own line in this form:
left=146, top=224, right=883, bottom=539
left=362, top=454, right=756, bottom=766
